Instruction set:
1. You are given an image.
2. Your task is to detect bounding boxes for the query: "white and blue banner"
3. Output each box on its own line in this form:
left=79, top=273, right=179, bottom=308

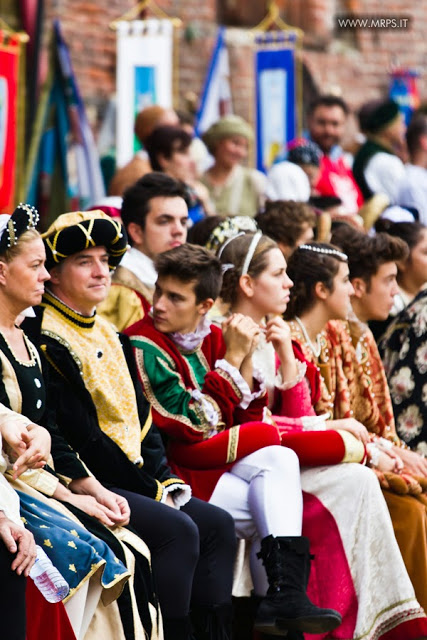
left=195, top=27, right=232, bottom=136
left=254, top=31, right=298, bottom=173
left=115, top=19, right=174, bottom=168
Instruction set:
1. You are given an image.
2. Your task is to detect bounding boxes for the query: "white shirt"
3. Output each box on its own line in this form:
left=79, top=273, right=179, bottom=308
left=364, top=152, right=406, bottom=204
left=119, top=247, right=157, bottom=287
left=397, top=164, right=427, bottom=225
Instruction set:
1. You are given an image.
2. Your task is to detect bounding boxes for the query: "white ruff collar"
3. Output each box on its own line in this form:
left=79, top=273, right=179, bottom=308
left=169, top=314, right=212, bottom=351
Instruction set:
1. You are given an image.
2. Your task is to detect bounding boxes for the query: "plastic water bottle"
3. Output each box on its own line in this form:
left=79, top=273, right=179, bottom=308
left=30, top=545, right=70, bottom=603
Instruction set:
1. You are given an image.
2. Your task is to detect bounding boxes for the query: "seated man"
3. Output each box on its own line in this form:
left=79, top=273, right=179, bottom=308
left=126, top=243, right=343, bottom=637
left=97, top=172, right=189, bottom=331
left=26, top=210, right=237, bottom=640
left=328, top=225, right=427, bottom=610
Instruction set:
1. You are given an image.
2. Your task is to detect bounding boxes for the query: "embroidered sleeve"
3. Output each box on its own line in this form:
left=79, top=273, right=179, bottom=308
left=135, top=346, right=225, bottom=441
left=215, top=359, right=266, bottom=409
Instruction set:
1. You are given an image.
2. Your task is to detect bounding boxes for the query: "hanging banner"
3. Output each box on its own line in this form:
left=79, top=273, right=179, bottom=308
left=389, top=69, right=420, bottom=126
left=25, top=21, right=105, bottom=229
left=115, top=19, right=174, bottom=168
left=254, top=31, right=299, bottom=174
left=195, top=27, right=233, bottom=136
left=0, top=34, right=23, bottom=213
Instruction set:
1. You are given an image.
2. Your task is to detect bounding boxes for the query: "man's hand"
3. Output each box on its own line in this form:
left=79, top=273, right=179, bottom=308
left=0, top=512, right=36, bottom=576
left=69, top=477, right=130, bottom=526
left=65, top=493, right=120, bottom=528
left=222, top=314, right=260, bottom=369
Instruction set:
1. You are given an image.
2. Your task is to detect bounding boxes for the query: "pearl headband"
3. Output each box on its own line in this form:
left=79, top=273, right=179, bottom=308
left=298, top=243, right=348, bottom=261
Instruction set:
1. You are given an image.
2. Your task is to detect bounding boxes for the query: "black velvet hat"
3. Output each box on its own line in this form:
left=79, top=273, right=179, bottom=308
left=42, top=210, right=128, bottom=271
left=362, top=99, right=400, bottom=134
left=0, top=203, right=40, bottom=254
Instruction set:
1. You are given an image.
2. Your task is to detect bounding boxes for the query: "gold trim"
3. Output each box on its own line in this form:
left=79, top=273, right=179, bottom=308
left=337, top=429, right=365, bottom=463
left=140, top=407, right=152, bottom=443
left=161, top=478, right=185, bottom=488
left=215, top=368, right=243, bottom=401
left=0, top=18, right=29, bottom=43
left=109, top=0, right=182, bottom=30
left=226, top=425, right=240, bottom=464
left=134, top=347, right=213, bottom=436
left=41, top=330, right=83, bottom=374
left=155, top=479, right=163, bottom=502
left=42, top=291, right=95, bottom=328
left=131, top=336, right=175, bottom=368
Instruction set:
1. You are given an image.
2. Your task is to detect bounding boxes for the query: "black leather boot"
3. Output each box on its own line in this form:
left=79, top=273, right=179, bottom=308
left=191, top=603, right=233, bottom=640
left=163, top=616, right=194, bottom=640
left=255, top=535, right=342, bottom=636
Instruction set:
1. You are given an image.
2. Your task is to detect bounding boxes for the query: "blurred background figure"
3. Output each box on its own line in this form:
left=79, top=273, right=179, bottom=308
left=145, top=125, right=214, bottom=224
left=109, top=105, right=179, bottom=196
left=353, top=99, right=407, bottom=204
left=256, top=200, right=315, bottom=259
left=201, top=115, right=267, bottom=217
left=397, top=112, right=427, bottom=224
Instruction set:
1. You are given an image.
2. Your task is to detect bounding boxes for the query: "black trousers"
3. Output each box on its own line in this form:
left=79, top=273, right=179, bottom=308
left=113, top=490, right=236, bottom=619
left=0, top=542, right=27, bottom=640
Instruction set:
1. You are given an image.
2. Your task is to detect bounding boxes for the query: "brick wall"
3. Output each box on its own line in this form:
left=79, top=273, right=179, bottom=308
left=41, top=0, right=426, bottom=132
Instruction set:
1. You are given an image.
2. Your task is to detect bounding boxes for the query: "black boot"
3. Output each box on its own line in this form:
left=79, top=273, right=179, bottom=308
left=255, top=535, right=342, bottom=636
left=191, top=603, right=233, bottom=640
left=163, top=616, right=194, bottom=640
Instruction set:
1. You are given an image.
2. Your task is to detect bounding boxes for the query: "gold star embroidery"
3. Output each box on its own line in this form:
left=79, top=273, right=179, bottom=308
left=39, top=525, right=49, bottom=529
left=20, top=517, right=27, bottom=525
left=91, top=563, right=99, bottom=571
left=70, top=529, right=79, bottom=537
left=69, top=564, right=77, bottom=573
left=43, top=539, right=53, bottom=548
left=68, top=541, right=77, bottom=549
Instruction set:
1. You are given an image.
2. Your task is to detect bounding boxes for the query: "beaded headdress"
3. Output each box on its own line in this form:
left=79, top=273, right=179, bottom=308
left=298, top=243, right=348, bottom=261
left=206, top=216, right=258, bottom=255
left=0, top=204, right=40, bottom=255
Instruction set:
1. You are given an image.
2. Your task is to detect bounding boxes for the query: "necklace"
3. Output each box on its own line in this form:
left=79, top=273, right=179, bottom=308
left=294, top=316, right=321, bottom=358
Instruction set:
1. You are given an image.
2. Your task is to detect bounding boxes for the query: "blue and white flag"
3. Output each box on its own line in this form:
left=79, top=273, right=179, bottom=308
left=254, top=31, right=298, bottom=174
left=195, top=27, right=232, bottom=136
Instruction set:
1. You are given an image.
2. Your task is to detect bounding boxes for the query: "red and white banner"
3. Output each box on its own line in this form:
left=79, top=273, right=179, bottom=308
left=0, top=34, right=21, bottom=213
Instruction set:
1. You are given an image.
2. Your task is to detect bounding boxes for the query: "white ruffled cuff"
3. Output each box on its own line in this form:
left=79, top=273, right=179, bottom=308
left=161, top=483, right=192, bottom=508
left=215, top=359, right=266, bottom=409
left=275, top=360, right=307, bottom=391
left=191, top=389, right=219, bottom=428
left=300, top=413, right=328, bottom=431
